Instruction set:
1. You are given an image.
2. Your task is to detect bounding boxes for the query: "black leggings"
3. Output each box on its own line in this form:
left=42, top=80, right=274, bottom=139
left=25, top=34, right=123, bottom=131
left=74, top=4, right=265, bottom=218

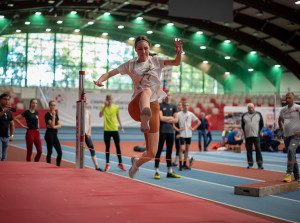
left=85, top=134, right=95, bottom=156
left=104, top=131, right=122, bottom=164
left=45, top=131, right=62, bottom=166
left=175, top=131, right=180, bottom=156
left=155, top=133, right=174, bottom=168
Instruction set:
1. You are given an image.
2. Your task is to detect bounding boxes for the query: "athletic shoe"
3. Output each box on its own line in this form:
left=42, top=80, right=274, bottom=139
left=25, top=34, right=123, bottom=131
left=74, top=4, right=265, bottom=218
left=96, top=168, right=103, bottom=172
left=258, top=164, right=264, bottom=169
left=204, top=148, right=210, bottom=151
left=172, top=162, right=178, bottom=167
left=154, top=172, right=160, bottom=179
left=118, top=163, right=126, bottom=171
left=283, top=174, right=292, bottom=182
left=189, top=157, right=194, bottom=167
left=140, top=107, right=151, bottom=133
left=247, top=164, right=253, bottom=169
left=104, top=163, right=110, bottom=172
left=183, top=165, right=191, bottom=170
left=166, top=172, right=181, bottom=178
left=129, top=155, right=139, bottom=178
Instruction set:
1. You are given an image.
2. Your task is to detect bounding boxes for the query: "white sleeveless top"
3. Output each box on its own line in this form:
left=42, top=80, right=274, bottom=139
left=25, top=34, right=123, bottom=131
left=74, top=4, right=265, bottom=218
left=85, top=110, right=89, bottom=134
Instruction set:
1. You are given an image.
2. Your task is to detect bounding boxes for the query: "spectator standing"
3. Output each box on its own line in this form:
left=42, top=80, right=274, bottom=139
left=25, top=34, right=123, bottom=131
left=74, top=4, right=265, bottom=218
left=172, top=101, right=182, bottom=166
left=197, top=112, right=208, bottom=151
left=177, top=101, right=201, bottom=170
left=99, top=94, right=126, bottom=172
left=0, top=93, right=15, bottom=161
left=84, top=100, right=103, bottom=171
left=44, top=101, right=62, bottom=166
left=278, top=92, right=300, bottom=183
left=14, top=99, right=42, bottom=162
left=154, top=90, right=180, bottom=179
left=206, top=113, right=212, bottom=150
left=241, top=103, right=264, bottom=169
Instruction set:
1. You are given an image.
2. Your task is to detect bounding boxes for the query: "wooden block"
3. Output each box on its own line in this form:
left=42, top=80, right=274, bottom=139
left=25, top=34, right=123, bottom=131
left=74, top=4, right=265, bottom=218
left=234, top=181, right=299, bottom=197
left=233, top=146, right=241, bottom=153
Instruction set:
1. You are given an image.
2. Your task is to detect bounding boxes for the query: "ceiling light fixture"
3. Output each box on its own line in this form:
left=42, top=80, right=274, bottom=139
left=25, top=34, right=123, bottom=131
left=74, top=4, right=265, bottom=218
left=46, top=28, right=51, bottom=32
left=25, top=21, right=30, bottom=25
left=295, top=0, right=300, bottom=5
left=154, top=44, right=160, bottom=47
left=0, top=15, right=4, bottom=19
left=137, top=17, right=143, bottom=21
left=196, top=31, right=203, bottom=35
left=118, top=25, right=124, bottom=29
left=203, top=61, right=208, bottom=64
left=146, top=30, right=153, bottom=34
left=200, top=46, right=206, bottom=49
left=224, top=40, right=231, bottom=44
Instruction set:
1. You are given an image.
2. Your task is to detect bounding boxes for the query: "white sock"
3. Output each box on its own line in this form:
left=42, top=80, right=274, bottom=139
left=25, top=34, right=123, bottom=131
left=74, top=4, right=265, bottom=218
left=155, top=168, right=159, bottom=173
left=175, top=156, right=178, bottom=163
left=168, top=168, right=173, bottom=174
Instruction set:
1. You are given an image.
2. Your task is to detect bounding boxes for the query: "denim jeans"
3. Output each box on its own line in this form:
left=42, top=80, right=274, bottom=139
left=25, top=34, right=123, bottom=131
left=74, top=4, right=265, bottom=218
left=198, top=130, right=208, bottom=151
left=0, top=137, right=9, bottom=161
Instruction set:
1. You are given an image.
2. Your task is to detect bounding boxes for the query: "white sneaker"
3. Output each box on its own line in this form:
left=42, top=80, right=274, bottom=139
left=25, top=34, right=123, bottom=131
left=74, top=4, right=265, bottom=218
left=129, top=155, right=139, bottom=178
left=140, top=107, right=151, bottom=133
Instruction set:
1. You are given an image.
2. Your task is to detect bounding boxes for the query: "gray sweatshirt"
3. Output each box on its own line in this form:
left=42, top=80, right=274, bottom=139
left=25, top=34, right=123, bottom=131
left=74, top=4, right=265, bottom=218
left=241, top=111, right=264, bottom=138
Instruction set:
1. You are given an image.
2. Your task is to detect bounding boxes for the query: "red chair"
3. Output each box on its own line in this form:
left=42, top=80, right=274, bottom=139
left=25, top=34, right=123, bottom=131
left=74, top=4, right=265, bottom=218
left=210, top=98, right=216, bottom=103
left=14, top=97, right=20, bottom=104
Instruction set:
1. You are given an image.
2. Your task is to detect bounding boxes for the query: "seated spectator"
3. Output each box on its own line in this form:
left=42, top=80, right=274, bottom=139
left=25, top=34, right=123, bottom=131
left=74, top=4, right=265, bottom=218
left=261, top=125, right=280, bottom=152
left=227, top=127, right=243, bottom=146
left=221, top=126, right=231, bottom=147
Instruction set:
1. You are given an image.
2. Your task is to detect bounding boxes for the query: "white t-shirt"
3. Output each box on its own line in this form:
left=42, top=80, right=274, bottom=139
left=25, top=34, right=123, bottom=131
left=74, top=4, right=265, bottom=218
left=279, top=103, right=300, bottom=137
left=178, top=111, right=198, bottom=138
left=117, top=56, right=167, bottom=102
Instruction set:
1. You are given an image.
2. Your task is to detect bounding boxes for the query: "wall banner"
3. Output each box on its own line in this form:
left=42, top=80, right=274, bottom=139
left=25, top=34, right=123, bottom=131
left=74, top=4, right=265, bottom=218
left=49, top=88, right=139, bottom=127
left=224, top=106, right=282, bottom=129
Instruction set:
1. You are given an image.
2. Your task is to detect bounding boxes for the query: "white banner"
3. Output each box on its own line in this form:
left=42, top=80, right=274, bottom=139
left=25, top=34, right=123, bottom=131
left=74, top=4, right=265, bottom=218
left=224, top=106, right=281, bottom=129
left=49, top=88, right=139, bottom=127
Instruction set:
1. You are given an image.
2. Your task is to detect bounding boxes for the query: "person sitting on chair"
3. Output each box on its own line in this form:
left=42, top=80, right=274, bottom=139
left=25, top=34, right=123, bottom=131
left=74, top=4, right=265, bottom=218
left=227, top=127, right=243, bottom=146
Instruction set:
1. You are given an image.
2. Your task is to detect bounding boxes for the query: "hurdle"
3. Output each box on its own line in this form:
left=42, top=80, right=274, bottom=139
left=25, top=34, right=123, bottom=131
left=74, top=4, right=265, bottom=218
left=76, top=71, right=85, bottom=168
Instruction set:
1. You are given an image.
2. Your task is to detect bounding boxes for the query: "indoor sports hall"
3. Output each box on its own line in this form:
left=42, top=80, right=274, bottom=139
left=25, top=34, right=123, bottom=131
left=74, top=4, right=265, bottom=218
left=1, top=1, right=300, bottom=223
